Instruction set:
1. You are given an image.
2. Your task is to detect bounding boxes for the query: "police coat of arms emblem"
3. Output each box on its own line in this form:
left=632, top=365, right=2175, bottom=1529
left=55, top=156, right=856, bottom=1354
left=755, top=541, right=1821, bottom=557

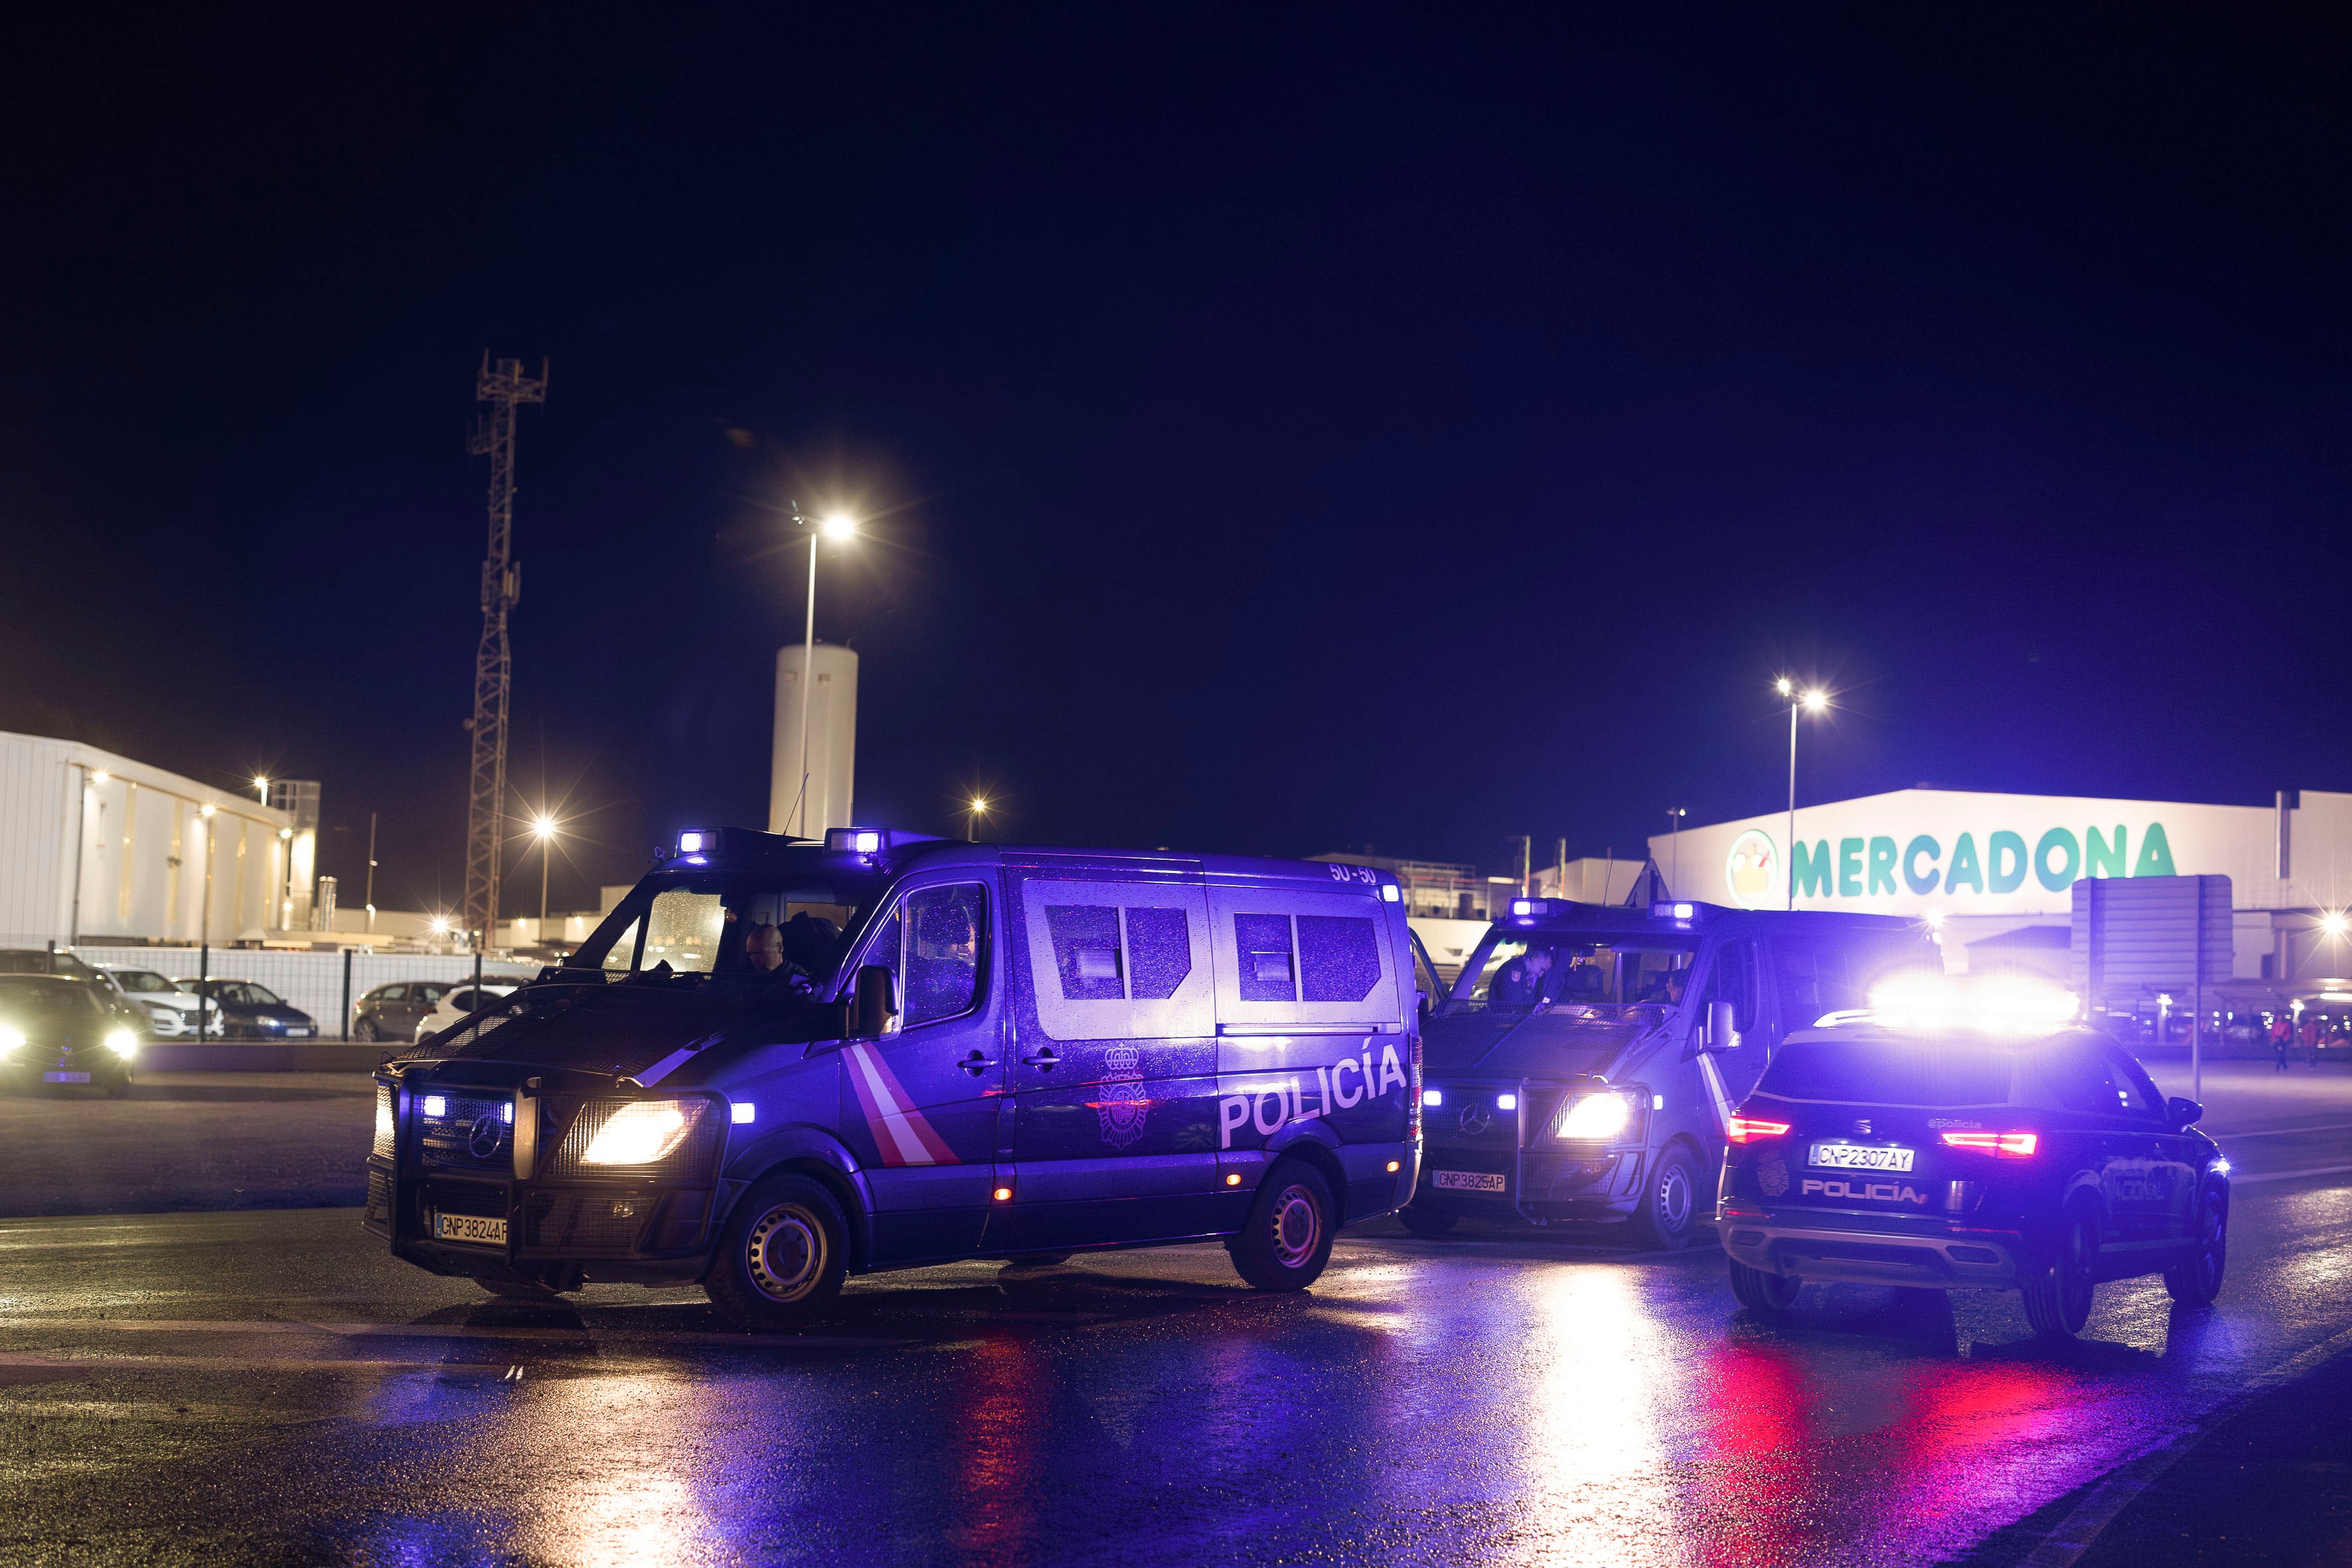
left=1096, top=1044, right=1150, bottom=1150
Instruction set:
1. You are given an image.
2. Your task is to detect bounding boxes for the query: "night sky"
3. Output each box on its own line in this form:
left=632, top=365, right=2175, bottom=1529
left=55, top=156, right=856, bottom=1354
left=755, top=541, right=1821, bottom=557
left=4, top=7, right=2347, bottom=919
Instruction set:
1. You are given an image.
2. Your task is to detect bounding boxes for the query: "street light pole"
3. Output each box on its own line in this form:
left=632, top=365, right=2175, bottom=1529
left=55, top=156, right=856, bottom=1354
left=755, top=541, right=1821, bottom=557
left=1775, top=680, right=1828, bottom=909
left=967, top=797, right=989, bottom=842
left=531, top=815, right=558, bottom=940
left=787, top=505, right=858, bottom=838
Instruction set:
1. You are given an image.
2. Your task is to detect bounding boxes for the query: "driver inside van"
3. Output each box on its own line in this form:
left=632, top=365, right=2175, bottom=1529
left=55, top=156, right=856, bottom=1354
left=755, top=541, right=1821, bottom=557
left=1486, top=946, right=1555, bottom=1010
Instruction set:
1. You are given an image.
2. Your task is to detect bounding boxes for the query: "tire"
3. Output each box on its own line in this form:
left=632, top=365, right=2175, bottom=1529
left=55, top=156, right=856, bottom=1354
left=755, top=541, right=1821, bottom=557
left=1727, top=1256, right=1801, bottom=1315
left=354, top=1019, right=379, bottom=1044
left=2021, top=1206, right=2098, bottom=1338
left=1229, top=1158, right=1337, bottom=1292
left=704, top=1172, right=851, bottom=1330
left=1627, top=1144, right=1704, bottom=1251
left=1397, top=1204, right=1460, bottom=1237
left=476, top=1277, right=562, bottom=1300
left=2163, top=1184, right=2228, bottom=1306
left=103, top=1074, right=132, bottom=1099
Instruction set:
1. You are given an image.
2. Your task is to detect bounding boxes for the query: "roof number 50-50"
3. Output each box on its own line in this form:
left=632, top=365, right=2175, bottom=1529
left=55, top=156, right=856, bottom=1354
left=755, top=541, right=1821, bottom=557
left=1327, top=864, right=1378, bottom=884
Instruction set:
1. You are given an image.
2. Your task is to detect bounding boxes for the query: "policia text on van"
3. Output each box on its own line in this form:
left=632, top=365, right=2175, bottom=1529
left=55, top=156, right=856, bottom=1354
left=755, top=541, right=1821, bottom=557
left=1407, top=898, right=1929, bottom=1248
left=366, top=827, right=1424, bottom=1328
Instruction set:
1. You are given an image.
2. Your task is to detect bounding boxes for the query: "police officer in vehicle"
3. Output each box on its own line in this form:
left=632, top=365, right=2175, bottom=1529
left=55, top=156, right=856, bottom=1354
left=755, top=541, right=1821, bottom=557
left=1486, top=945, right=1555, bottom=1010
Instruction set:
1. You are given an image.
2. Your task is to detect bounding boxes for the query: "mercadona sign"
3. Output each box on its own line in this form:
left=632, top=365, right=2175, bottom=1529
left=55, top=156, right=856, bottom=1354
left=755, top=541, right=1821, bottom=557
left=1656, top=789, right=2278, bottom=917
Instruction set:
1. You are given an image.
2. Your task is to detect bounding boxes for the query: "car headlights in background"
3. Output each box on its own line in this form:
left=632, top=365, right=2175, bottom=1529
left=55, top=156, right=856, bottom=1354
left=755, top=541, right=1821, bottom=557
left=580, top=1101, right=700, bottom=1166
left=105, top=1028, right=139, bottom=1058
left=1555, top=1090, right=1636, bottom=1141
left=0, top=1026, right=22, bottom=1058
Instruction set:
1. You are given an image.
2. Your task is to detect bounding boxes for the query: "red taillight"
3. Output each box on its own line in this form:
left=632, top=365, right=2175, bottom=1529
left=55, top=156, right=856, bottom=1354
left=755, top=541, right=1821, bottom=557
left=1727, top=1115, right=1792, bottom=1142
left=1939, top=1130, right=2038, bottom=1158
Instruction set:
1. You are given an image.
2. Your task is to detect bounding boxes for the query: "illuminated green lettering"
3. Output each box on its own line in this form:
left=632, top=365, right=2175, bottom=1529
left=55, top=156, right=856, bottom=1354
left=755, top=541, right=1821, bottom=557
left=1945, top=833, right=1984, bottom=894
left=1867, top=836, right=1898, bottom=896
left=1903, top=835, right=1941, bottom=895
left=1791, top=840, right=1834, bottom=900
left=2133, top=822, right=2177, bottom=877
left=2035, top=827, right=2080, bottom=892
left=1988, top=831, right=2027, bottom=894
left=1838, top=838, right=1864, bottom=898
left=2084, top=824, right=2126, bottom=880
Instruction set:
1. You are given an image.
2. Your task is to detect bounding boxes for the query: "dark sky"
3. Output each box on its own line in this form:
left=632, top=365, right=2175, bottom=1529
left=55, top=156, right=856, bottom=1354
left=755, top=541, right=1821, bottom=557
left=3, top=6, right=2347, bottom=918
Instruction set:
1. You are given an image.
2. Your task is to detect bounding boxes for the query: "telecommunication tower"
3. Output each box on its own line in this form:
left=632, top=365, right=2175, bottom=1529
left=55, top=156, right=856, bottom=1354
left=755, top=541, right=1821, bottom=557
left=461, top=353, right=548, bottom=945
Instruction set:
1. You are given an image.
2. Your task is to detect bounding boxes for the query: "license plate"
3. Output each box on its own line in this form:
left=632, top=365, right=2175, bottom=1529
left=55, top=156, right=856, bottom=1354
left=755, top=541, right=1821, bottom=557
left=1432, top=1169, right=1507, bottom=1193
left=433, top=1212, right=507, bottom=1246
left=1810, top=1142, right=1916, bottom=1172
left=285, top=1027, right=312, bottom=1039
left=42, top=1071, right=91, bottom=1083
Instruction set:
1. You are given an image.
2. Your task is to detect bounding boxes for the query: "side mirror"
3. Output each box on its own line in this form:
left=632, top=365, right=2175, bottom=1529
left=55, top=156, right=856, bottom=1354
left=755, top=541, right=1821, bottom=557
left=845, top=964, right=899, bottom=1039
left=1705, top=1001, right=1741, bottom=1052
left=2165, top=1095, right=2203, bottom=1129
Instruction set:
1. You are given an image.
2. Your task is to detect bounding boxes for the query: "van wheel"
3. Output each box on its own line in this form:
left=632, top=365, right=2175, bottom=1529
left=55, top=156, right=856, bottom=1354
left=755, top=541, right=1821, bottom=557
left=1628, top=1145, right=1703, bottom=1251
left=2163, top=1185, right=2227, bottom=1306
left=1727, top=1257, right=1800, bottom=1316
left=2021, top=1208, right=2098, bottom=1338
left=1229, top=1159, right=1336, bottom=1292
left=704, top=1173, right=850, bottom=1330
left=1397, top=1204, right=1459, bottom=1237
left=103, top=1075, right=133, bottom=1099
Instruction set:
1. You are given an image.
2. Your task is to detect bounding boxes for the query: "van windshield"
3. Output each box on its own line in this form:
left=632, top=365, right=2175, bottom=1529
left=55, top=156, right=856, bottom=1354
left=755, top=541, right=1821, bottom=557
left=1445, top=933, right=1697, bottom=1016
left=574, top=869, right=891, bottom=984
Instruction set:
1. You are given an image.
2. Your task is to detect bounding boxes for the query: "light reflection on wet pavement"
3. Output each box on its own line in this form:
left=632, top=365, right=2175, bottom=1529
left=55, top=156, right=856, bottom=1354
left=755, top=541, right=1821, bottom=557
left=0, top=1178, right=2347, bottom=1567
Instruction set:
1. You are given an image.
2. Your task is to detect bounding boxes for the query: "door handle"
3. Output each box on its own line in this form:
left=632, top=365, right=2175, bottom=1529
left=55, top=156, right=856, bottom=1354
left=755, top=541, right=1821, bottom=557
left=958, top=1050, right=996, bottom=1075
left=1020, top=1046, right=1059, bottom=1071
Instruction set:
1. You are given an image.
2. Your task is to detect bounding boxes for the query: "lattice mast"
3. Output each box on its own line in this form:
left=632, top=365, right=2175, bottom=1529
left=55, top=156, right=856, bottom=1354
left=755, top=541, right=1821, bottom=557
left=461, top=354, right=547, bottom=945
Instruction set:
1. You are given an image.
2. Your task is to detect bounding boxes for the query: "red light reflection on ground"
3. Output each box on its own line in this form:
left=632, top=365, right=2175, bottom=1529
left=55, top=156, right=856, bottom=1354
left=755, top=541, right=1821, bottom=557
left=1690, top=1339, right=1818, bottom=1568
left=941, top=1334, right=1052, bottom=1565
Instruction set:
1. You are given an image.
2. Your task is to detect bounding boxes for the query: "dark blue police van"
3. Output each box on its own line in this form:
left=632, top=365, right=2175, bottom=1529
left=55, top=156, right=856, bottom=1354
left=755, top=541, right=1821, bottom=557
left=366, top=827, right=1423, bottom=1328
left=1407, top=898, right=1931, bottom=1248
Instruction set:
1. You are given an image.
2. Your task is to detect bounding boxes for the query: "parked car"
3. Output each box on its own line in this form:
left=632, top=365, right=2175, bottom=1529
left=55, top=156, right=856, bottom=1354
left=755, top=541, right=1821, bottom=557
left=102, top=967, right=224, bottom=1038
left=195, top=980, right=318, bottom=1040
left=353, top=982, right=453, bottom=1044
left=0, top=973, right=143, bottom=1095
left=0, top=949, right=104, bottom=981
left=411, top=983, right=518, bottom=1044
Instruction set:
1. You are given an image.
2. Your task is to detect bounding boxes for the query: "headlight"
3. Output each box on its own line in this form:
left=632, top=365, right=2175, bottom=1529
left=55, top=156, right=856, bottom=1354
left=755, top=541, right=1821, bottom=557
left=105, top=1028, right=139, bottom=1058
left=1556, top=1091, right=1634, bottom=1140
left=581, top=1101, right=699, bottom=1166
left=0, top=1026, right=21, bottom=1057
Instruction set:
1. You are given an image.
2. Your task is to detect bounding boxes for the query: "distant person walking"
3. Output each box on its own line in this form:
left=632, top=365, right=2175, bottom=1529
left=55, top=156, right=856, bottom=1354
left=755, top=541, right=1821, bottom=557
left=2304, top=1013, right=2323, bottom=1067
left=2272, top=1013, right=2294, bottom=1073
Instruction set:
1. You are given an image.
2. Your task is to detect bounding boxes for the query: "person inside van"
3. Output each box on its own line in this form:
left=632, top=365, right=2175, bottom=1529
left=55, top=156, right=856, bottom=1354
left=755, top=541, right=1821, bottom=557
left=744, top=923, right=787, bottom=974
left=1486, top=945, right=1554, bottom=1010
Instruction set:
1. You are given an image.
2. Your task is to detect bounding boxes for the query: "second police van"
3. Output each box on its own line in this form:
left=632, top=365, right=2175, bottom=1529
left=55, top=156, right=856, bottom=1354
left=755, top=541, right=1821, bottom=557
left=367, top=826, right=1423, bottom=1328
left=1407, top=897, right=1932, bottom=1247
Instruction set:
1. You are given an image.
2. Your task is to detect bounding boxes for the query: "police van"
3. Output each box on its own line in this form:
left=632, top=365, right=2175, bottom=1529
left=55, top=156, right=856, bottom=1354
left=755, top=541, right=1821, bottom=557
left=1406, top=898, right=1930, bottom=1248
left=366, top=827, right=1423, bottom=1328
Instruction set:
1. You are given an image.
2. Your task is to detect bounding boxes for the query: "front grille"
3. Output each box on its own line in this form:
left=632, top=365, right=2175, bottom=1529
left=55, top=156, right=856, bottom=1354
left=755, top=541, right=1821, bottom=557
left=363, top=1168, right=392, bottom=1227
left=371, top=1085, right=395, bottom=1158
left=424, top=1179, right=509, bottom=1219
left=522, top=1190, right=649, bottom=1252
left=549, top=1099, right=722, bottom=1182
left=419, top=1093, right=514, bottom=1172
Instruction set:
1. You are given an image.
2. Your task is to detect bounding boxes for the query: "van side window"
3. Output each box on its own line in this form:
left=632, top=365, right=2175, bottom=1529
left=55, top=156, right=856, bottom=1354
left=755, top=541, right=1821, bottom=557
left=1701, top=940, right=1757, bottom=1033
left=1234, top=914, right=1297, bottom=1002
left=1298, top=915, right=1380, bottom=1002
left=1045, top=905, right=1124, bottom=999
left=900, top=883, right=986, bottom=1026
left=1123, top=907, right=1192, bottom=999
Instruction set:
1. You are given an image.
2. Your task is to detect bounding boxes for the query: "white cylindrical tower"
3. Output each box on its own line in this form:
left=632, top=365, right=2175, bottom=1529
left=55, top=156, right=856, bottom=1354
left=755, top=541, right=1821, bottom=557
left=769, top=642, right=859, bottom=838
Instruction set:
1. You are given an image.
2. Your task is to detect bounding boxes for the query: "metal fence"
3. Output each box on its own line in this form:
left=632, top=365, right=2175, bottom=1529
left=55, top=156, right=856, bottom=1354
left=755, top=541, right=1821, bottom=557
left=71, top=947, right=541, bottom=1038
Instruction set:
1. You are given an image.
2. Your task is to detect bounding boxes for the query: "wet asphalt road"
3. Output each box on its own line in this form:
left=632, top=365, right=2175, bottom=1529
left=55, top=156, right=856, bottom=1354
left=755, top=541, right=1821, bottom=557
left=1, top=1068, right=2347, bottom=1567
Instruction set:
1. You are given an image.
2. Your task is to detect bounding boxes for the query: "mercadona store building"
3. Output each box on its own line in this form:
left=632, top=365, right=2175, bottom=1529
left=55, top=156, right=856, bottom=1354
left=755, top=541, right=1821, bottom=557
left=1652, top=789, right=2352, bottom=1044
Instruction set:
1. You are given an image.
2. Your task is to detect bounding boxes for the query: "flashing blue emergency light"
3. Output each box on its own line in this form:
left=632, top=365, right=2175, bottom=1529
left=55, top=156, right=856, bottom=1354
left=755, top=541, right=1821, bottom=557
left=1651, top=901, right=1696, bottom=921
left=1381, top=884, right=1400, bottom=903
left=502, top=1103, right=513, bottom=1125
left=678, top=830, right=706, bottom=853
left=1512, top=898, right=1549, bottom=918
left=825, top=828, right=885, bottom=854
left=422, top=1095, right=446, bottom=1118
left=1422, top=1088, right=1444, bottom=1107
left=731, top=1101, right=755, bottom=1125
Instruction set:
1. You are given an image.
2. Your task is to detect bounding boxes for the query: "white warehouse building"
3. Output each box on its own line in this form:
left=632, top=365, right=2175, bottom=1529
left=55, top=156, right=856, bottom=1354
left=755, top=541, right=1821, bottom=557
left=1652, top=787, right=2352, bottom=982
left=0, top=730, right=301, bottom=949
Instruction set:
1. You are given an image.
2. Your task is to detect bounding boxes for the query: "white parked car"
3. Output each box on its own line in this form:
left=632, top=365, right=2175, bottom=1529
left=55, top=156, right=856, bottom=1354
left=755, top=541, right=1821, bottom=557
left=102, top=967, right=223, bottom=1038
left=412, top=982, right=520, bottom=1044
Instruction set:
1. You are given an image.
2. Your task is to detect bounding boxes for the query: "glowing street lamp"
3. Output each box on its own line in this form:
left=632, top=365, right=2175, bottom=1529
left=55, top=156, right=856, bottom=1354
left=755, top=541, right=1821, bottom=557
left=531, top=813, right=559, bottom=931
left=253, top=775, right=270, bottom=805
left=967, top=797, right=990, bottom=842
left=787, top=503, right=858, bottom=838
left=1776, top=680, right=1831, bottom=909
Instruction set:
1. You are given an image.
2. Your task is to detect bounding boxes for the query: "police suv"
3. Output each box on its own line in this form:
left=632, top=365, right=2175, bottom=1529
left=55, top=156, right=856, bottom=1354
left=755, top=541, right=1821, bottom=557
left=1716, top=976, right=2229, bottom=1338
left=367, top=827, right=1423, bottom=1328
left=1407, top=898, right=1929, bottom=1247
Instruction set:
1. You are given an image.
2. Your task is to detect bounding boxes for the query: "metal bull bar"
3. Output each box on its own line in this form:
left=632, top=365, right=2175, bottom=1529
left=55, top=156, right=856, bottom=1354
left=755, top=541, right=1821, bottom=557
left=1510, top=1074, right=1602, bottom=1227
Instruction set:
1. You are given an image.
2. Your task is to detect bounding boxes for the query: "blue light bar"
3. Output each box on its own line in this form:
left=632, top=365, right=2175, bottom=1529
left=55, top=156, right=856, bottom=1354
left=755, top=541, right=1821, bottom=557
left=677, top=830, right=706, bottom=853
left=1651, top=901, right=1696, bottom=921
left=825, top=827, right=884, bottom=854
left=1512, top=898, right=1547, bottom=917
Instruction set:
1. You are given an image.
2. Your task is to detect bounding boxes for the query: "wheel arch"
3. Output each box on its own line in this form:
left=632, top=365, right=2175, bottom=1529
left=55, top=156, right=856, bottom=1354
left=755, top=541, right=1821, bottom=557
left=719, top=1125, right=875, bottom=1274
left=1261, top=1130, right=1350, bottom=1229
